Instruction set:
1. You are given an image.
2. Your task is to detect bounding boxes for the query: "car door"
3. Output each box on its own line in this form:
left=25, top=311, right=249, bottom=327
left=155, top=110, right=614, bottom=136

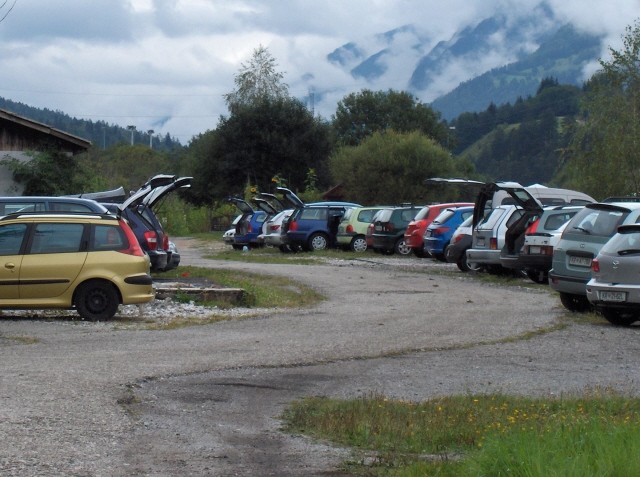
left=0, top=223, right=28, bottom=299
left=19, top=222, right=89, bottom=299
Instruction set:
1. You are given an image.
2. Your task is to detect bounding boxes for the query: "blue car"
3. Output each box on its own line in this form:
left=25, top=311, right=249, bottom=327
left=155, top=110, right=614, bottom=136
left=423, top=206, right=474, bottom=261
left=226, top=197, right=277, bottom=249
left=276, top=187, right=361, bottom=251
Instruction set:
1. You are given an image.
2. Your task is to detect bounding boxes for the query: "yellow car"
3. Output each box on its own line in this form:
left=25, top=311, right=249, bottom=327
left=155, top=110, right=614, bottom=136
left=0, top=212, right=154, bottom=320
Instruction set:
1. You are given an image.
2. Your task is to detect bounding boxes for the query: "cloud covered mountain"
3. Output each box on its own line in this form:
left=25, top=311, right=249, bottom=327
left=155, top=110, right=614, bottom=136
left=326, top=2, right=603, bottom=120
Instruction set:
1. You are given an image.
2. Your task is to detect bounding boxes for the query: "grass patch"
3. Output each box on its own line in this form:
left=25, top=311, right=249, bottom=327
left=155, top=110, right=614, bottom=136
left=282, top=389, right=640, bottom=476
left=156, top=265, right=324, bottom=309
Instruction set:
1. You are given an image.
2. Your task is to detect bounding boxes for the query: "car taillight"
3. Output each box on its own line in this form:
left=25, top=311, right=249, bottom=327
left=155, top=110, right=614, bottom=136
left=525, top=219, right=540, bottom=234
left=490, top=237, right=498, bottom=250
left=452, top=234, right=463, bottom=243
left=289, top=221, right=298, bottom=231
left=119, top=220, right=145, bottom=256
left=162, top=234, right=169, bottom=251
left=383, top=223, right=394, bottom=232
left=591, top=259, right=600, bottom=273
left=248, top=224, right=253, bottom=233
left=270, top=224, right=280, bottom=232
left=432, top=226, right=450, bottom=236
left=144, top=230, right=158, bottom=250
left=346, top=224, right=354, bottom=233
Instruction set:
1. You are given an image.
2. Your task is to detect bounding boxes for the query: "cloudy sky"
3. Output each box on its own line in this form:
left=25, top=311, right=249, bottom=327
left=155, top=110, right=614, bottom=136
left=0, top=0, right=637, bottom=144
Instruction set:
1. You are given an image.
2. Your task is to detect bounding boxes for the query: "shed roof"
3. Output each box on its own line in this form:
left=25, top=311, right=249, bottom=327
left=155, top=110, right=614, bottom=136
left=0, top=108, right=92, bottom=153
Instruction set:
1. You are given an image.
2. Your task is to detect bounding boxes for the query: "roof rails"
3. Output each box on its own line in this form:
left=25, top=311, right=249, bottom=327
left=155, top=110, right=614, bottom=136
left=0, top=211, right=117, bottom=221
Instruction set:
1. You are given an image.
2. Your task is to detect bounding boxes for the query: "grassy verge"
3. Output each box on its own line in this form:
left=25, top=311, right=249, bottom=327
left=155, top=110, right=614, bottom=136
left=156, top=265, right=324, bottom=309
left=282, top=389, right=640, bottom=476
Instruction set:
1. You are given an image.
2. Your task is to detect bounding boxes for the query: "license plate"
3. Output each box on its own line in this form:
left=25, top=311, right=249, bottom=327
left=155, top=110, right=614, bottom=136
left=476, top=238, right=485, bottom=247
left=374, top=225, right=382, bottom=231
left=529, top=245, right=541, bottom=254
left=569, top=255, right=591, bottom=267
left=599, top=291, right=626, bottom=302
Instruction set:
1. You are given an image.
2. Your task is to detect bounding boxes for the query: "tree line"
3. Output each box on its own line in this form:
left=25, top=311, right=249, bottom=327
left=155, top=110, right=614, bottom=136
left=6, top=20, right=640, bottom=207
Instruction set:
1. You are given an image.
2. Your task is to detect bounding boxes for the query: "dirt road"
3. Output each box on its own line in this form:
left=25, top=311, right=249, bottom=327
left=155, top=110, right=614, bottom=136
left=1, top=238, right=639, bottom=476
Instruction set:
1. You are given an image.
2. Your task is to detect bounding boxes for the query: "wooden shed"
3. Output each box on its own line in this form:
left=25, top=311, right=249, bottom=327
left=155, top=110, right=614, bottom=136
left=0, top=108, right=91, bottom=194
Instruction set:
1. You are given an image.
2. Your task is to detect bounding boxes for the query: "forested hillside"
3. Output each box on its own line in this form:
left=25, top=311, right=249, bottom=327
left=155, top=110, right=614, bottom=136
left=0, top=97, right=182, bottom=151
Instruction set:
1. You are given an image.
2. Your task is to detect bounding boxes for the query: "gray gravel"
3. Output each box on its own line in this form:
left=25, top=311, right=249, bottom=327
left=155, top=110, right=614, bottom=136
left=1, top=238, right=639, bottom=476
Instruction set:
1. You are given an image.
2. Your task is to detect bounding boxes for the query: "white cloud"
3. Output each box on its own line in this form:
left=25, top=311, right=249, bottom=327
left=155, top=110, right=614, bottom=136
left=0, top=0, right=637, bottom=142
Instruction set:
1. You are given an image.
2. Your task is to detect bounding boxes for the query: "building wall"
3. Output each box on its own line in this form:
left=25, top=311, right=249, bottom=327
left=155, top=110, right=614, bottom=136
left=0, top=151, right=29, bottom=195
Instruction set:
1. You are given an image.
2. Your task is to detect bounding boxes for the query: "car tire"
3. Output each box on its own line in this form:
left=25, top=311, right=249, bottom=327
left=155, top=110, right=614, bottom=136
left=74, top=280, right=120, bottom=321
left=457, top=250, right=480, bottom=272
left=559, top=292, right=592, bottom=312
left=278, top=244, right=292, bottom=253
left=601, top=308, right=640, bottom=326
left=308, top=233, right=329, bottom=251
left=350, top=236, right=368, bottom=252
left=433, top=252, right=447, bottom=262
left=232, top=245, right=243, bottom=250
left=394, top=238, right=412, bottom=255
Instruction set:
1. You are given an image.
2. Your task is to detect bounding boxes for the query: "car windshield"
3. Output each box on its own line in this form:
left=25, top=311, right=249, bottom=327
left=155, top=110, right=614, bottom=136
left=568, top=207, right=627, bottom=237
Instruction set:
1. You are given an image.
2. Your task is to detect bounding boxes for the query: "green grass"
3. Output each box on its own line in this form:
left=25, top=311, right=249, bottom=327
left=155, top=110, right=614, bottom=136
left=156, top=265, right=324, bottom=309
left=282, top=390, right=640, bottom=476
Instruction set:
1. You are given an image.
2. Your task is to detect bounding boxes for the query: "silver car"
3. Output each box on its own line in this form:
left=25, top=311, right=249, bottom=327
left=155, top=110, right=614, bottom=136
left=586, top=224, right=640, bottom=326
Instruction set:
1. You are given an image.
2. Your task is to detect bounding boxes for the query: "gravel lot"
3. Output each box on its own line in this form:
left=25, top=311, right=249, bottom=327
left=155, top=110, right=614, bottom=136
left=1, top=238, right=639, bottom=476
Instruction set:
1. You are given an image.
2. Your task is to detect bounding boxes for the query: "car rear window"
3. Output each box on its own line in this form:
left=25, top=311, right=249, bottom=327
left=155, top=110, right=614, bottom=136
left=92, top=224, right=127, bottom=251
left=478, top=207, right=507, bottom=230
left=601, top=229, right=640, bottom=254
left=413, top=206, right=431, bottom=220
left=542, top=211, right=578, bottom=231
left=566, top=207, right=628, bottom=237
left=400, top=209, right=417, bottom=222
left=357, top=209, right=379, bottom=223
left=376, top=209, right=394, bottom=222
left=433, top=209, right=456, bottom=224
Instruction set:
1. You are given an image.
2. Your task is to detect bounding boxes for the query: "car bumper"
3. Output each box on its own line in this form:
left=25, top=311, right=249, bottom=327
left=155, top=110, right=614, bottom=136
left=548, top=270, right=590, bottom=295
left=445, top=237, right=471, bottom=263
left=586, top=280, right=640, bottom=309
left=372, top=234, right=398, bottom=251
left=264, top=233, right=287, bottom=246
left=147, top=250, right=168, bottom=272
left=336, top=232, right=356, bottom=247
left=466, top=248, right=501, bottom=265
left=404, top=232, right=423, bottom=249
left=424, top=237, right=445, bottom=255
left=501, top=253, right=552, bottom=272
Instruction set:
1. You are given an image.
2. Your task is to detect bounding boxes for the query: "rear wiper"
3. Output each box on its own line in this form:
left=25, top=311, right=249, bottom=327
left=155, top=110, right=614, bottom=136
left=618, top=249, right=640, bottom=255
left=573, top=226, right=591, bottom=234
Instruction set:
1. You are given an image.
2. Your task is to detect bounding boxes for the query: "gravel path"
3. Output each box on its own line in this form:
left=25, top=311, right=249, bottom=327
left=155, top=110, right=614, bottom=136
left=0, top=238, right=638, bottom=476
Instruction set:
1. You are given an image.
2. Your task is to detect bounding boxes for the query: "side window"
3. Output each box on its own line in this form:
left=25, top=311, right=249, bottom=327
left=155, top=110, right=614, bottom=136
left=92, top=224, right=126, bottom=251
left=30, top=223, right=85, bottom=254
left=0, top=224, right=28, bottom=255
left=50, top=202, right=93, bottom=212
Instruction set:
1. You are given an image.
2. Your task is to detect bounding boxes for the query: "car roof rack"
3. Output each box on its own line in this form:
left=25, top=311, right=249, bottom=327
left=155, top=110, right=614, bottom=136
left=0, top=211, right=117, bottom=221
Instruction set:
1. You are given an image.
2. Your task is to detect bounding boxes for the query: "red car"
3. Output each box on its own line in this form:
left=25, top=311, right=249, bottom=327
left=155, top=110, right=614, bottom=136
left=404, top=202, right=474, bottom=257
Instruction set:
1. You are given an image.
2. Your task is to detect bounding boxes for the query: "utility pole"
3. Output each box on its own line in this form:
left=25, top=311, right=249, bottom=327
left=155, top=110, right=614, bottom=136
left=127, top=125, right=136, bottom=145
left=147, top=129, right=154, bottom=149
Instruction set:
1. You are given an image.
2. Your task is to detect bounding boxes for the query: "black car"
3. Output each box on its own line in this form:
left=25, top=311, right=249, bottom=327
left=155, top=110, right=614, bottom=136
left=371, top=205, right=422, bottom=255
left=96, top=175, right=192, bottom=272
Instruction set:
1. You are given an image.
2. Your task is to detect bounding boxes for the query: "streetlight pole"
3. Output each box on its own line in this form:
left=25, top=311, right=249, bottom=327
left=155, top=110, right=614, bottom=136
left=127, top=125, right=136, bottom=145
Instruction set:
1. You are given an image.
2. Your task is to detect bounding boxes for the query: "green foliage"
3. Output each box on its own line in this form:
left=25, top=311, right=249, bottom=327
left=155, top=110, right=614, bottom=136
left=187, top=97, right=333, bottom=203
left=558, top=21, right=640, bottom=199
left=77, top=144, right=173, bottom=193
left=224, top=45, right=289, bottom=113
left=332, top=89, right=450, bottom=147
left=2, top=150, right=88, bottom=195
left=329, top=130, right=474, bottom=205
left=153, top=196, right=211, bottom=235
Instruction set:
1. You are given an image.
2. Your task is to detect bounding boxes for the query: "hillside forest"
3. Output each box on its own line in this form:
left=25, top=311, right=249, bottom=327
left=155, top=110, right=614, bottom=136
left=3, top=21, right=640, bottom=219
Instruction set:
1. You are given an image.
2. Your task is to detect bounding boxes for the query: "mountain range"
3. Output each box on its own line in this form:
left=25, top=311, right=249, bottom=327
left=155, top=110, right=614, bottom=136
left=327, top=2, right=604, bottom=119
